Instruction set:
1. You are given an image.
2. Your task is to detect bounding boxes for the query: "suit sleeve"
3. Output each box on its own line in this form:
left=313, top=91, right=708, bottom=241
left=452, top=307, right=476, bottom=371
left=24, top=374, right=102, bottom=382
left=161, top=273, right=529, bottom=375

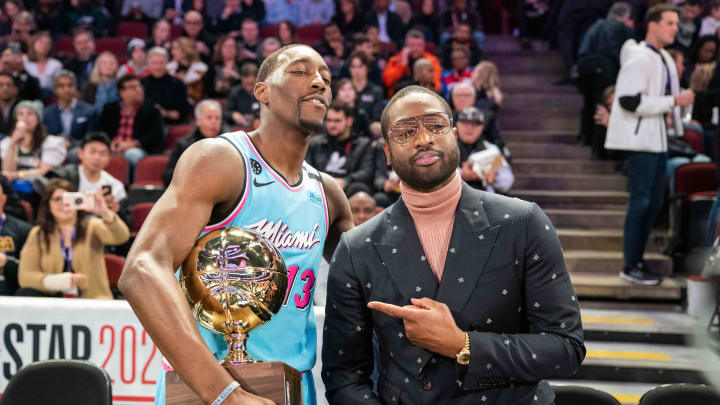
left=615, top=55, right=674, bottom=116
left=322, top=233, right=382, bottom=405
left=461, top=203, right=585, bottom=386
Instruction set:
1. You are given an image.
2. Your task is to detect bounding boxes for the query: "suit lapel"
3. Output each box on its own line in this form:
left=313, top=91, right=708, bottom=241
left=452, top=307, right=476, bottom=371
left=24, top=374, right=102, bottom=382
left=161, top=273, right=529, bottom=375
left=436, top=184, right=501, bottom=314
left=373, top=199, right=438, bottom=303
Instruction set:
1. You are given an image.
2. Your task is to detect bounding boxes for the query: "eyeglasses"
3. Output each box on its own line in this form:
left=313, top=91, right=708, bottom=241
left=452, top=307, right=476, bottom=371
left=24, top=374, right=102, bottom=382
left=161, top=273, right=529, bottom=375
left=388, top=112, right=453, bottom=144
left=50, top=196, right=64, bottom=204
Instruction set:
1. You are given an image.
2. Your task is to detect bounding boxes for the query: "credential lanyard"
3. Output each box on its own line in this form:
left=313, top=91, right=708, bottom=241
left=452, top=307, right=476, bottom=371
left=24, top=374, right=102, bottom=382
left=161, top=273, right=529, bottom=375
left=60, top=228, right=76, bottom=273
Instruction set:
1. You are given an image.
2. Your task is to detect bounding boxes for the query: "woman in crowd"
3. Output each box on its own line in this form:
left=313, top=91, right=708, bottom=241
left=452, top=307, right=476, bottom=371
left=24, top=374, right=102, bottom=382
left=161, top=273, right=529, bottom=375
left=207, top=34, right=241, bottom=98
left=81, top=51, right=119, bottom=113
left=333, top=0, right=364, bottom=37
left=276, top=20, right=297, bottom=47
left=23, top=31, right=63, bottom=96
left=409, top=0, right=442, bottom=44
left=0, top=0, right=24, bottom=36
left=335, top=78, right=376, bottom=138
left=117, top=38, right=150, bottom=78
left=1, top=100, right=67, bottom=204
left=17, top=178, right=129, bottom=299
left=472, top=61, right=504, bottom=107
left=168, top=37, right=208, bottom=104
left=682, top=35, right=719, bottom=87
left=147, top=19, right=172, bottom=53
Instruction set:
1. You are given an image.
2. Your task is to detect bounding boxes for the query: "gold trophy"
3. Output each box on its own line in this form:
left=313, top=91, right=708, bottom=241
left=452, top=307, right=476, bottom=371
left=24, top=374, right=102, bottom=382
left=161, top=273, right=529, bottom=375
left=165, top=227, right=302, bottom=405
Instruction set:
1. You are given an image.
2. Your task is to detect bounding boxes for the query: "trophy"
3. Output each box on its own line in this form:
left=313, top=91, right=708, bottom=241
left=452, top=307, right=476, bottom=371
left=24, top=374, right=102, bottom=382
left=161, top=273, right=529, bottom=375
left=165, top=227, right=303, bottom=405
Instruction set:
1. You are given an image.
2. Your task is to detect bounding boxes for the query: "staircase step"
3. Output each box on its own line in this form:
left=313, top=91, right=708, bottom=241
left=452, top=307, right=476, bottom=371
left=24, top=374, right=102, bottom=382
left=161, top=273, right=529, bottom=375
left=502, top=115, right=580, bottom=131
left=558, top=229, right=669, bottom=253
left=512, top=159, right=619, bottom=175
left=569, top=272, right=683, bottom=301
left=551, top=380, right=658, bottom=405
left=486, top=52, right=563, bottom=74
left=580, top=308, right=697, bottom=345
left=510, top=190, right=629, bottom=209
left=503, top=130, right=578, bottom=144
left=501, top=76, right=579, bottom=94
left=546, top=209, right=626, bottom=229
left=565, top=251, right=673, bottom=276
left=483, top=35, right=548, bottom=53
left=573, top=341, right=718, bottom=385
left=503, top=93, right=582, bottom=111
left=506, top=142, right=591, bottom=160
left=514, top=174, right=627, bottom=192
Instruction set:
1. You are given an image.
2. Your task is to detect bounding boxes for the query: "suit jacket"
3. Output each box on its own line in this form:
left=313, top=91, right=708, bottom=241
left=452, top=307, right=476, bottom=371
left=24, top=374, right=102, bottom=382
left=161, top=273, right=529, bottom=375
left=95, top=101, right=165, bottom=154
left=44, top=100, right=97, bottom=143
left=322, top=183, right=585, bottom=405
left=365, top=10, right=406, bottom=45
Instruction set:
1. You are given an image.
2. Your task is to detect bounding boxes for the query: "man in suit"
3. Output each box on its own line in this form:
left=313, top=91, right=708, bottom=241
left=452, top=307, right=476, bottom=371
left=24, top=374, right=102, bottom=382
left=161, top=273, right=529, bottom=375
left=44, top=70, right=97, bottom=160
left=365, top=0, right=406, bottom=46
left=63, top=29, right=97, bottom=90
left=322, top=86, right=585, bottom=404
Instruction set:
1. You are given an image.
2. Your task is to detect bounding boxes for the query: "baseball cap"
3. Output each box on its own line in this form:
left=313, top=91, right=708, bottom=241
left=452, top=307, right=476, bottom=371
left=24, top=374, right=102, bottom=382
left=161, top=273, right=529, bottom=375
left=457, top=107, right=485, bottom=124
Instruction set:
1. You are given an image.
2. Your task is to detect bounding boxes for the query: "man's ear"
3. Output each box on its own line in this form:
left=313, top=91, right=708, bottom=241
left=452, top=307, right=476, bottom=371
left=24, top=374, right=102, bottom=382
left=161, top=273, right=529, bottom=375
left=382, top=140, right=392, bottom=166
left=255, top=82, right=269, bottom=105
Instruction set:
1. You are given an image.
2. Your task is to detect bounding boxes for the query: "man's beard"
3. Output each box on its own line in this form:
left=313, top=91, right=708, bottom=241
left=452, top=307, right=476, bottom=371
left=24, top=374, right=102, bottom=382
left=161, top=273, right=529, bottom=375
left=390, top=144, right=460, bottom=192
left=297, top=100, right=324, bottom=135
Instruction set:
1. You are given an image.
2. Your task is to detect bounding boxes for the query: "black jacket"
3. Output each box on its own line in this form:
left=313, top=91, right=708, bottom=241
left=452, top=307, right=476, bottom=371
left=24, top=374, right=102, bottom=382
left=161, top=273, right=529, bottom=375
left=0, top=213, right=31, bottom=295
left=322, top=184, right=585, bottom=404
left=365, top=10, right=406, bottom=45
left=141, top=74, right=192, bottom=124
left=14, top=70, right=42, bottom=101
left=440, top=39, right=483, bottom=70
left=0, top=99, right=19, bottom=136
left=305, top=133, right=374, bottom=189
left=64, top=54, right=97, bottom=90
left=96, top=101, right=165, bottom=154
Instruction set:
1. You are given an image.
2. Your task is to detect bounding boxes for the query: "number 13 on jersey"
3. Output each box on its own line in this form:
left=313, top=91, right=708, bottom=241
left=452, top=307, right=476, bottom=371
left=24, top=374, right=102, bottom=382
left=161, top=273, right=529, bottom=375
left=283, top=265, right=316, bottom=310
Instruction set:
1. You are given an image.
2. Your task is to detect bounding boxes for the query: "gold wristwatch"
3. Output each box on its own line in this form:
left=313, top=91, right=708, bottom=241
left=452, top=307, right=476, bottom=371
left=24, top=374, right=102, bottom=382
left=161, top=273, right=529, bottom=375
left=456, top=332, right=471, bottom=365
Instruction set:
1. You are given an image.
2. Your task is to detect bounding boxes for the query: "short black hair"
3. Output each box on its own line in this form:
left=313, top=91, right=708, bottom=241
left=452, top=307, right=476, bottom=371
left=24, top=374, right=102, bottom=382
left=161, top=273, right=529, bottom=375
left=645, top=4, right=679, bottom=30
left=380, top=85, right=453, bottom=141
left=328, top=100, right=354, bottom=118
left=352, top=33, right=370, bottom=48
left=406, top=28, right=425, bottom=41
left=117, top=74, right=140, bottom=91
left=81, top=132, right=111, bottom=149
left=348, top=50, right=370, bottom=68
left=257, top=44, right=305, bottom=82
left=0, top=71, right=19, bottom=88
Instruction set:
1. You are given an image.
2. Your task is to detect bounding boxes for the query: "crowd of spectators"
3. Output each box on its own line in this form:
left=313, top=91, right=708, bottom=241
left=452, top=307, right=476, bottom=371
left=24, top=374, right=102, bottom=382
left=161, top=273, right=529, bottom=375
left=0, top=0, right=526, bottom=299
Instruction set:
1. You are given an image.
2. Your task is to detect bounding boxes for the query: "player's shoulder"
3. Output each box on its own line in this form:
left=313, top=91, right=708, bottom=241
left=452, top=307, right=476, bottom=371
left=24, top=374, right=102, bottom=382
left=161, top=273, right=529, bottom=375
left=171, top=136, right=246, bottom=188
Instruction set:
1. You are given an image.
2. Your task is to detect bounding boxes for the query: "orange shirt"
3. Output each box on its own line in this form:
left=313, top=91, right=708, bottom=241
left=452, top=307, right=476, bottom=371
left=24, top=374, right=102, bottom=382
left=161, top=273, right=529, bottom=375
left=382, top=51, right=443, bottom=97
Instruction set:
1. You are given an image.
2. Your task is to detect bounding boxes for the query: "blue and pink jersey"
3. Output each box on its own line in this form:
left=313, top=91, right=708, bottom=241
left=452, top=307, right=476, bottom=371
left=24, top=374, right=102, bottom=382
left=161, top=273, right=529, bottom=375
left=155, top=131, right=329, bottom=405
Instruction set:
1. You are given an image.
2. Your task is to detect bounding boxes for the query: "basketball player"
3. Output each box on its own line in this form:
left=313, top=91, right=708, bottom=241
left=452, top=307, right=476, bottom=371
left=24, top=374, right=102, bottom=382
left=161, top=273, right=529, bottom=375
left=119, top=45, right=353, bottom=405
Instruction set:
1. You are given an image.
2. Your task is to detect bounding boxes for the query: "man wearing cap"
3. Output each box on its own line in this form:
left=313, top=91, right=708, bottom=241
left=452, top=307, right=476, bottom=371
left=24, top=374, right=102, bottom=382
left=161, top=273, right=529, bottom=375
left=456, top=107, right=514, bottom=194
left=117, top=39, right=150, bottom=78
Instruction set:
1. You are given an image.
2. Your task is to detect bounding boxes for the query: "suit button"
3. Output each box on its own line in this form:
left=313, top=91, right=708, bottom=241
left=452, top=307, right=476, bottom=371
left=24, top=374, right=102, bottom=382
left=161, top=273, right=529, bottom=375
left=422, top=381, right=433, bottom=391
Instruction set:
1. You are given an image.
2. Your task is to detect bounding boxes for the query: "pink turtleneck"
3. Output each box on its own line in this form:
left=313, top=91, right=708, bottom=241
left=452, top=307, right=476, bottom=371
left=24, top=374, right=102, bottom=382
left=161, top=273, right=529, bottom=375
left=400, top=172, right=462, bottom=280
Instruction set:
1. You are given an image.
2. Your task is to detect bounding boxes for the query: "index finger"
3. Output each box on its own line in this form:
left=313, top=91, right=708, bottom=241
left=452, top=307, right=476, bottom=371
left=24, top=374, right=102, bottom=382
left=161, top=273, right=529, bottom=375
left=368, top=301, right=416, bottom=319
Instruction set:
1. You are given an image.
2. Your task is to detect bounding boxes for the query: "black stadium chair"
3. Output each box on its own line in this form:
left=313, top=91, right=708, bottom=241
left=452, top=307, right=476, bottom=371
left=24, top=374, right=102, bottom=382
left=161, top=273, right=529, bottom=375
left=639, top=384, right=720, bottom=405
left=0, top=360, right=112, bottom=405
left=552, top=385, right=621, bottom=405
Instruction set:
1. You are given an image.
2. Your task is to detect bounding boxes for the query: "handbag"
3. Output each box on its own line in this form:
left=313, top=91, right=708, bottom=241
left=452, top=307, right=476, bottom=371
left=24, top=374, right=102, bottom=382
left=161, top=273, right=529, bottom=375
left=667, top=136, right=698, bottom=159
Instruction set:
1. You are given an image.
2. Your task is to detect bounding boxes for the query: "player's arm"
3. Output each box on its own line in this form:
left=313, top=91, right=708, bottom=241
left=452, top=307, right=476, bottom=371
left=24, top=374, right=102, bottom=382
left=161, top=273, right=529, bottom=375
left=320, top=172, right=354, bottom=262
left=118, top=139, right=271, bottom=405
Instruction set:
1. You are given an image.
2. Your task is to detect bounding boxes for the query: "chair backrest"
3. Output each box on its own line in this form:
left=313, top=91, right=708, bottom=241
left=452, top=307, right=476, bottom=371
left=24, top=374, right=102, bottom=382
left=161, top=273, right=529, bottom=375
left=297, top=24, right=325, bottom=45
left=0, top=359, right=112, bottom=405
left=19, top=200, right=33, bottom=223
left=261, top=23, right=278, bottom=39
left=639, top=384, right=720, bottom=405
left=54, top=37, right=75, bottom=57
left=684, top=127, right=705, bottom=155
left=166, top=124, right=194, bottom=152
left=553, top=385, right=621, bottom=405
left=133, top=155, right=169, bottom=186
left=106, top=155, right=129, bottom=185
left=104, top=253, right=125, bottom=288
left=131, top=202, right=155, bottom=233
left=117, top=22, right=148, bottom=39
left=674, top=162, right=717, bottom=198
left=170, top=24, right=183, bottom=39
left=95, top=37, right=127, bottom=59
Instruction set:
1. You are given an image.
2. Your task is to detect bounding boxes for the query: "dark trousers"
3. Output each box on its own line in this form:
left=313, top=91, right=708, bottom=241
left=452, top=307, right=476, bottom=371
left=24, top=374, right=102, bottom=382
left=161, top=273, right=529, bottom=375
left=624, top=151, right=668, bottom=268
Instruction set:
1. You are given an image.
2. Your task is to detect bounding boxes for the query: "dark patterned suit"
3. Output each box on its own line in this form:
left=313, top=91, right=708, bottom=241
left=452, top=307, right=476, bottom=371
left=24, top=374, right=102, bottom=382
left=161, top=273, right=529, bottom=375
left=322, top=183, right=585, bottom=404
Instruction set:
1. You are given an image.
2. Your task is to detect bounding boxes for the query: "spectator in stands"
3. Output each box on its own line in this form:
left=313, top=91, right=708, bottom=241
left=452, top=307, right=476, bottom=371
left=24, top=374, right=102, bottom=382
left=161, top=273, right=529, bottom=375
left=68, top=0, right=110, bottom=38
left=1, top=100, right=67, bottom=205
left=215, top=0, right=245, bottom=35
left=395, top=58, right=441, bottom=96
left=456, top=106, right=513, bottom=193
left=266, top=1, right=300, bottom=26
left=259, top=37, right=281, bottom=60
left=409, top=0, right=441, bottom=44
left=471, top=60, right=503, bottom=107
left=181, top=10, right=213, bottom=61
left=605, top=5, right=694, bottom=286
left=318, top=23, right=349, bottom=77
left=333, top=0, right=364, bottom=37
left=49, top=132, right=129, bottom=225
left=335, top=78, right=377, bottom=138
left=121, top=0, right=164, bottom=20
left=300, top=0, right=336, bottom=26
left=23, top=31, right=63, bottom=96
left=81, top=51, right=119, bottom=114
left=237, top=0, right=266, bottom=22
left=450, top=81, right=503, bottom=148
left=276, top=20, right=298, bottom=46
left=683, top=35, right=719, bottom=86
left=0, top=177, right=31, bottom=296
left=44, top=70, right=97, bottom=157
left=0, top=72, right=20, bottom=135
left=224, top=60, right=259, bottom=127
left=365, top=0, right=406, bottom=45
left=674, top=0, right=702, bottom=55
left=441, top=46, right=474, bottom=98
left=348, top=51, right=384, bottom=119
left=147, top=19, right=172, bottom=53
left=34, top=0, right=71, bottom=36
left=7, top=11, right=34, bottom=46
left=96, top=74, right=165, bottom=168
left=163, top=100, right=225, bottom=186
left=163, top=0, right=192, bottom=25
left=64, top=29, right=97, bottom=90
left=1, top=1, right=23, bottom=36
left=371, top=137, right=399, bottom=207
left=1, top=43, right=42, bottom=101
left=440, top=0, right=484, bottom=50
left=365, top=25, right=392, bottom=68
left=439, top=22, right=483, bottom=70
left=237, top=18, right=261, bottom=61
left=348, top=188, right=378, bottom=225
left=168, top=37, right=208, bottom=104
left=206, top=35, right=241, bottom=98
left=306, top=101, right=374, bottom=192
left=17, top=178, right=129, bottom=299
left=700, top=0, right=720, bottom=37
left=383, top=29, right=441, bottom=97
left=117, top=39, right=150, bottom=79
left=142, top=47, right=191, bottom=125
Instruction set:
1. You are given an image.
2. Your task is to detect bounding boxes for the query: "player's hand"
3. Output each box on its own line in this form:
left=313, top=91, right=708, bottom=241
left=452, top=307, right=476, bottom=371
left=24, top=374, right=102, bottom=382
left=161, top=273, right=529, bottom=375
left=224, top=388, right=275, bottom=405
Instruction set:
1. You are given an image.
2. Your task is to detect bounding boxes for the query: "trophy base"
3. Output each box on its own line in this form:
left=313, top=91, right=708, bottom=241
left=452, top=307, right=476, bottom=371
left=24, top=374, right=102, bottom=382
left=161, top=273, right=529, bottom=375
left=165, top=362, right=303, bottom=405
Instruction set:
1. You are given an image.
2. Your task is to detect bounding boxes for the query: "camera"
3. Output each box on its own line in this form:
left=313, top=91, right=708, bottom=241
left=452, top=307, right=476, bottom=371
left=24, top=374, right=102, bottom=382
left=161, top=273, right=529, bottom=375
left=62, top=192, right=95, bottom=211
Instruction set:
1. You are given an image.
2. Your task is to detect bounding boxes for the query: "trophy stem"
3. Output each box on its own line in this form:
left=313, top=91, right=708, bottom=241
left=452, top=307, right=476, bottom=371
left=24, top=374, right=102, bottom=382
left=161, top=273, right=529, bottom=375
left=222, top=330, right=257, bottom=365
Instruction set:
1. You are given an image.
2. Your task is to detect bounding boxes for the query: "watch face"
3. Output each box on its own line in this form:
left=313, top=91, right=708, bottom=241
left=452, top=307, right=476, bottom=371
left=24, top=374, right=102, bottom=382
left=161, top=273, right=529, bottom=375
left=457, top=351, right=471, bottom=365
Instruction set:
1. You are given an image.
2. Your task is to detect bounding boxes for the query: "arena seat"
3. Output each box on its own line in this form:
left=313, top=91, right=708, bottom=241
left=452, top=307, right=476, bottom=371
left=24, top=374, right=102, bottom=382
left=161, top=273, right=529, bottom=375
left=19, top=200, right=33, bottom=223
left=639, top=384, right=720, bottom=405
left=171, top=24, right=183, bottom=39
left=684, top=127, right=705, bottom=155
left=166, top=124, right=194, bottom=152
left=261, top=23, right=278, bottom=39
left=552, top=385, right=621, bottom=405
left=297, top=24, right=325, bottom=45
left=132, top=155, right=169, bottom=187
left=106, top=155, right=128, bottom=185
left=667, top=162, right=718, bottom=254
left=104, top=253, right=125, bottom=289
left=117, top=22, right=148, bottom=39
left=54, top=37, right=75, bottom=57
left=130, top=202, right=155, bottom=236
left=0, top=359, right=112, bottom=405
left=96, top=37, right=128, bottom=58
